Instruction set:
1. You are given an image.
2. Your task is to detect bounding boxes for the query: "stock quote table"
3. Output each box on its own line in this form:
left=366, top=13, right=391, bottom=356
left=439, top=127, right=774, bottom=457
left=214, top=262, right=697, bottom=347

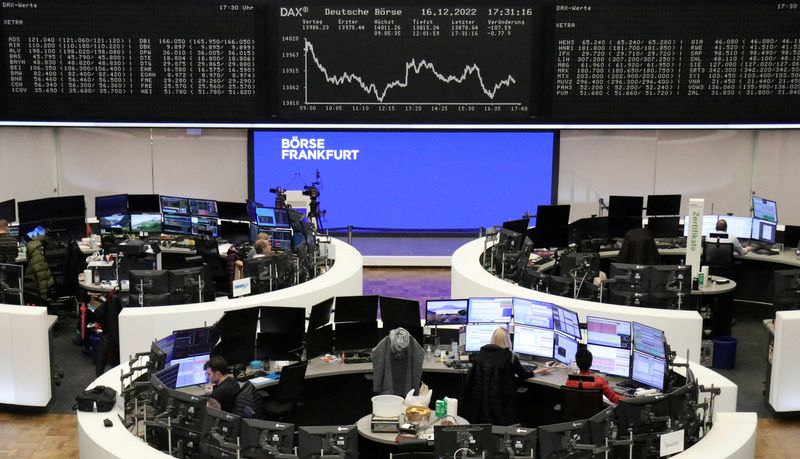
left=2, top=0, right=800, bottom=123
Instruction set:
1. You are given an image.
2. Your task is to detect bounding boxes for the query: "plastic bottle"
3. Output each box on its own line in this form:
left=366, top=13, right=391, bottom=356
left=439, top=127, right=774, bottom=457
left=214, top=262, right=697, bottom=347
left=425, top=345, right=433, bottom=363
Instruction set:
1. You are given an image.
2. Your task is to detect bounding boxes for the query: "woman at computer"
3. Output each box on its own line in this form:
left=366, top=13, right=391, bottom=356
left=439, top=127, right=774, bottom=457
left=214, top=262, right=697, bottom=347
left=565, top=348, right=626, bottom=404
left=463, top=327, right=551, bottom=425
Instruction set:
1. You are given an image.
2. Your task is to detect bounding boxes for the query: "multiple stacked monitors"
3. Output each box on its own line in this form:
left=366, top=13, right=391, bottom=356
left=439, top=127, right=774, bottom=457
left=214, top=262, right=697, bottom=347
left=512, top=298, right=553, bottom=329
left=552, top=331, right=578, bottom=365
left=646, top=195, right=681, bottom=217
left=586, top=316, right=631, bottom=350
left=586, top=344, right=631, bottom=378
left=552, top=305, right=581, bottom=340
left=512, top=325, right=554, bottom=359
left=632, top=322, right=667, bottom=360
left=466, top=323, right=509, bottom=353
left=631, top=351, right=667, bottom=391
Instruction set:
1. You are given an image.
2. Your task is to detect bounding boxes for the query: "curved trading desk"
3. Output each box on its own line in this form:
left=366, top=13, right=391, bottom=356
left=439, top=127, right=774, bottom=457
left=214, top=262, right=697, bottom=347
left=78, top=355, right=753, bottom=459
left=118, top=238, right=363, bottom=359
left=0, top=304, right=56, bottom=407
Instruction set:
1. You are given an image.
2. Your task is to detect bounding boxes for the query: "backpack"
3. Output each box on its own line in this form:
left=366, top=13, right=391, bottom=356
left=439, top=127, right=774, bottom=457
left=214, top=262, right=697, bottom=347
left=74, top=385, right=117, bottom=412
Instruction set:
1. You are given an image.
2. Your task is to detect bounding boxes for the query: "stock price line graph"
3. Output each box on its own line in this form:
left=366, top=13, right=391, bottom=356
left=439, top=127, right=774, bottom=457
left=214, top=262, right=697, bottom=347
left=278, top=5, right=535, bottom=120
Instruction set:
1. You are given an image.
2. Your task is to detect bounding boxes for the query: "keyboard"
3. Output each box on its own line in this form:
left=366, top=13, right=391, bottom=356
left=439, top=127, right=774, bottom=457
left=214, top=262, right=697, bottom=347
left=753, top=248, right=780, bottom=256
left=343, top=352, right=373, bottom=364
left=520, top=362, right=538, bottom=372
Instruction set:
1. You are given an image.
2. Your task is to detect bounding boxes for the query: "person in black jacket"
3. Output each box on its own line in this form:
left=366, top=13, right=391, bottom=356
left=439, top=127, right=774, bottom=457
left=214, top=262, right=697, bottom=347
left=463, top=327, right=550, bottom=425
left=204, top=356, right=239, bottom=413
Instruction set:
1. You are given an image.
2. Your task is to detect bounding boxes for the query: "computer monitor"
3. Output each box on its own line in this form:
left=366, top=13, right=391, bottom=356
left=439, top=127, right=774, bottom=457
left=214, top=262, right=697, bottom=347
left=468, top=297, right=513, bottom=323
left=645, top=194, right=681, bottom=216
left=379, top=296, right=421, bottom=327
left=609, top=263, right=651, bottom=293
left=632, top=322, right=666, bottom=359
left=99, top=213, right=130, bottom=234
left=201, top=407, right=241, bottom=458
left=240, top=419, right=295, bottom=459
left=298, top=425, right=358, bottom=459
left=683, top=214, right=720, bottom=237
left=95, top=194, right=128, bottom=217
left=259, top=306, right=306, bottom=335
left=425, top=299, right=468, bottom=326
left=165, top=389, right=207, bottom=432
left=128, top=194, right=161, bottom=213
left=553, top=331, right=579, bottom=365
left=52, top=195, right=86, bottom=220
left=586, top=343, right=631, bottom=378
left=631, top=351, right=667, bottom=391
left=531, top=225, right=569, bottom=249
left=751, top=218, right=777, bottom=244
left=219, top=221, right=250, bottom=243
left=170, top=267, right=212, bottom=304
left=433, top=425, right=493, bottom=459
left=586, top=316, right=631, bottom=349
left=22, top=223, right=46, bottom=240
left=213, top=335, right=256, bottom=366
left=608, top=196, right=643, bottom=218
left=538, top=419, right=598, bottom=459
left=153, top=362, right=180, bottom=390
left=130, top=213, right=163, bottom=233
left=217, top=201, right=250, bottom=221
left=465, top=323, right=509, bottom=353
left=256, top=332, right=303, bottom=361
left=536, top=205, right=571, bottom=227
left=721, top=216, right=753, bottom=240
left=172, top=326, right=219, bottom=360
left=148, top=340, right=169, bottom=373
left=752, top=196, right=778, bottom=222
left=559, top=252, right=600, bottom=278
left=160, top=195, right=190, bottom=215
left=512, top=324, right=553, bottom=359
left=162, top=214, right=194, bottom=236
left=273, top=209, right=291, bottom=228
left=490, top=425, right=537, bottom=458
left=306, top=324, right=334, bottom=358
left=646, top=216, right=681, bottom=239
left=547, top=275, right=574, bottom=298
left=129, top=268, right=170, bottom=293
left=334, top=321, right=378, bottom=352
left=614, top=393, right=671, bottom=435
left=308, top=298, right=334, bottom=332
left=188, top=198, right=219, bottom=218
left=169, top=354, right=211, bottom=388
left=502, top=218, right=530, bottom=234
left=334, top=295, right=379, bottom=323
left=214, top=307, right=259, bottom=342
left=783, top=225, right=800, bottom=249
left=192, top=216, right=219, bottom=237
left=252, top=206, right=281, bottom=228
left=18, top=197, right=53, bottom=223
left=552, top=305, right=581, bottom=340
left=48, top=216, right=86, bottom=241
left=242, top=256, right=273, bottom=294
left=512, top=297, right=554, bottom=329
left=0, top=199, right=16, bottom=223
left=773, top=269, right=800, bottom=308
left=650, top=265, right=692, bottom=295
left=156, top=334, right=177, bottom=365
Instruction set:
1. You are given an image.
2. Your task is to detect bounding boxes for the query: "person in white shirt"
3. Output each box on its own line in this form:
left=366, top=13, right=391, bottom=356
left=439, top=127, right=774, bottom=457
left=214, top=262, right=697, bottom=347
left=713, top=219, right=749, bottom=255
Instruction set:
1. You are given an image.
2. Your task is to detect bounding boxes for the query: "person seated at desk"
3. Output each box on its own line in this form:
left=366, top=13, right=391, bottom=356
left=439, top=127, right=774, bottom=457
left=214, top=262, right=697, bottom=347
left=618, top=227, right=660, bottom=265
left=247, top=232, right=271, bottom=258
left=463, top=328, right=551, bottom=425
left=0, top=219, right=17, bottom=264
left=712, top=219, right=749, bottom=255
left=565, top=349, right=625, bottom=404
left=204, top=356, right=239, bottom=413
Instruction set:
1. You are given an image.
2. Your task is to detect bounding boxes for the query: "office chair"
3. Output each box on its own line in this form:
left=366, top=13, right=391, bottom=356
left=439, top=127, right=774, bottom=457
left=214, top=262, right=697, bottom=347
left=195, top=239, right=230, bottom=295
left=702, top=240, right=734, bottom=277
left=262, top=360, right=308, bottom=421
left=560, top=386, right=604, bottom=422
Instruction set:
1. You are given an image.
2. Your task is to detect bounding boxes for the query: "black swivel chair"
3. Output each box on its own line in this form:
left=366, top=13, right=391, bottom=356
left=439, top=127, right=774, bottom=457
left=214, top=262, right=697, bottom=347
left=262, top=361, right=309, bottom=421
left=702, top=240, right=734, bottom=278
left=560, top=385, right=604, bottom=422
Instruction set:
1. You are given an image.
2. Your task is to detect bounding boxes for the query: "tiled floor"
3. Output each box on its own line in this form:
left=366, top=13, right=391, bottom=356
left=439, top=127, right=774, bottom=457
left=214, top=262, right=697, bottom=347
left=0, top=267, right=796, bottom=457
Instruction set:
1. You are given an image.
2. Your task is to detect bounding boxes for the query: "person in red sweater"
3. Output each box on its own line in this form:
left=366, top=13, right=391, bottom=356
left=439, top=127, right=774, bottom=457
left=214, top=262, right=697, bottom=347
left=565, top=348, right=625, bottom=404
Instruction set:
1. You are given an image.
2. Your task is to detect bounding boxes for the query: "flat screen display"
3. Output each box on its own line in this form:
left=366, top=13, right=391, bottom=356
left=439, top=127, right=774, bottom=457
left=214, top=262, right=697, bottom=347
left=513, top=325, right=554, bottom=359
left=0, top=199, right=15, bottom=223
left=468, top=297, right=513, bottom=324
left=425, top=299, right=468, bottom=326
left=722, top=216, right=753, bottom=240
left=553, top=331, right=579, bottom=365
left=586, top=316, right=631, bottom=350
left=188, top=198, right=219, bottom=218
left=171, top=354, right=211, bottom=389
left=160, top=196, right=190, bottom=215
left=251, top=130, right=556, bottom=229
left=752, top=196, right=777, bottom=222
left=751, top=218, right=777, bottom=244
left=632, top=322, right=666, bottom=359
left=131, top=213, right=162, bottom=233
left=95, top=194, right=128, bottom=217
left=587, top=344, right=631, bottom=378
left=99, top=213, right=130, bottom=233
left=631, top=351, right=666, bottom=391
left=552, top=305, right=581, bottom=340
left=512, top=298, right=553, bottom=329
left=465, top=323, right=508, bottom=353
left=683, top=215, right=720, bottom=237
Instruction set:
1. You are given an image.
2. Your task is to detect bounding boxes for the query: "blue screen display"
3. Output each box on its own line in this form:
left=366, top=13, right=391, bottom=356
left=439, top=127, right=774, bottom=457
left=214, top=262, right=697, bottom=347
left=251, top=130, right=556, bottom=229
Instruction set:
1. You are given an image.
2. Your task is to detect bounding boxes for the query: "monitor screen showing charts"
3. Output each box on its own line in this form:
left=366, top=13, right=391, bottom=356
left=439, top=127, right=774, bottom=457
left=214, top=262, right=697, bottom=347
left=468, top=297, right=513, bottom=323
left=513, top=325, right=554, bottom=359
left=513, top=298, right=554, bottom=329
left=586, top=316, right=631, bottom=350
left=631, top=351, right=666, bottom=391
left=553, top=331, right=579, bottom=365
left=465, top=323, right=508, bottom=353
left=170, top=354, right=210, bottom=388
left=552, top=305, right=581, bottom=340
left=632, top=322, right=666, bottom=359
left=587, top=344, right=631, bottom=378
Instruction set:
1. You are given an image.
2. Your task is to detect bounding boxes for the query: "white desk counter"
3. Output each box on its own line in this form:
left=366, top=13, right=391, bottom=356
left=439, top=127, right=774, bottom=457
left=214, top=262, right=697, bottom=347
left=768, top=309, right=800, bottom=413
left=0, top=304, right=57, bottom=407
left=118, top=238, right=362, bottom=359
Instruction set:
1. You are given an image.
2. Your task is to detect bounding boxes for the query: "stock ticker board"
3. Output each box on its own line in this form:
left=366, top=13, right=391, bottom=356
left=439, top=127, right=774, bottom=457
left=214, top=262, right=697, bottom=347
left=1, top=0, right=799, bottom=124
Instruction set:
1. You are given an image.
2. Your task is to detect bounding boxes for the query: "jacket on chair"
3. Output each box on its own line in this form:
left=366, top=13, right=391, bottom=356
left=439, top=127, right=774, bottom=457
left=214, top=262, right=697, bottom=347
left=372, top=334, right=424, bottom=397
left=463, top=344, right=519, bottom=425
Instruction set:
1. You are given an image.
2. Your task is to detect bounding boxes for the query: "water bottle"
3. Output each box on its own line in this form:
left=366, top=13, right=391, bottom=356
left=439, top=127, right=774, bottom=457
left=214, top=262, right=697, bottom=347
left=425, top=345, right=433, bottom=363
